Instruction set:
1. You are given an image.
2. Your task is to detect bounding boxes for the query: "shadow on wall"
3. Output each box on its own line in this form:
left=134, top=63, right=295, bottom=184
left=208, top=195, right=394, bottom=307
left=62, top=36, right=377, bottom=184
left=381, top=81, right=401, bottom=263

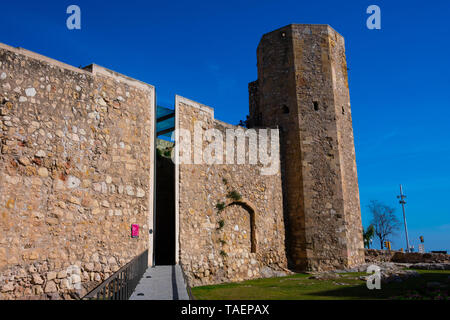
left=155, top=153, right=175, bottom=265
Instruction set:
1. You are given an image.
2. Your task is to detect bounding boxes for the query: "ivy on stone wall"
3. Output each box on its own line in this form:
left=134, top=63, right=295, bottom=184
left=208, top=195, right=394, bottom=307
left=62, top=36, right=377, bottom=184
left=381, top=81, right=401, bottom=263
left=215, top=202, right=225, bottom=212
left=227, top=190, right=242, bottom=202
left=217, top=219, right=225, bottom=230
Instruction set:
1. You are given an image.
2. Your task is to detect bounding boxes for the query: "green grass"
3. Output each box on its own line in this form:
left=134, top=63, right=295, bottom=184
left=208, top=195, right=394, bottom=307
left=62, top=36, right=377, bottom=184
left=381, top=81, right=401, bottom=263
left=192, top=270, right=450, bottom=300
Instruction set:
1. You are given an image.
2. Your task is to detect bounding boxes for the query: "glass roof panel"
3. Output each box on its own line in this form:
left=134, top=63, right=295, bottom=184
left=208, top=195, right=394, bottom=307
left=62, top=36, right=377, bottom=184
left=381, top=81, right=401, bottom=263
left=156, top=105, right=175, bottom=138
left=157, top=105, right=174, bottom=118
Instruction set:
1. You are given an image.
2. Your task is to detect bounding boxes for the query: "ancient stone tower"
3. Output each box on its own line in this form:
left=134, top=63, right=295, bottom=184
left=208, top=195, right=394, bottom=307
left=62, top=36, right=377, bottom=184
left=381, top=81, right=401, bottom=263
left=0, top=24, right=366, bottom=299
left=249, top=24, right=365, bottom=271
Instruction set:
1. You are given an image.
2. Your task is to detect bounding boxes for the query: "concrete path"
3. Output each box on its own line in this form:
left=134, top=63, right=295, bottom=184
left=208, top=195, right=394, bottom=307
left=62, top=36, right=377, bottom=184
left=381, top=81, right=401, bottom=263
left=129, top=265, right=190, bottom=300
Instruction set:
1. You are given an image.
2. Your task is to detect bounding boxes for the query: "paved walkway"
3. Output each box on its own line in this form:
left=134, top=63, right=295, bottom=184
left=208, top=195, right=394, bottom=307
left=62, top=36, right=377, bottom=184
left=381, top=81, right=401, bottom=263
left=129, top=265, right=190, bottom=300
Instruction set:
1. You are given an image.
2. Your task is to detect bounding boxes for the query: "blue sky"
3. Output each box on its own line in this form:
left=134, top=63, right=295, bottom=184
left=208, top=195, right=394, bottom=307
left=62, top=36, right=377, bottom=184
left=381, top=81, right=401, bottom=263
left=1, top=1, right=449, bottom=251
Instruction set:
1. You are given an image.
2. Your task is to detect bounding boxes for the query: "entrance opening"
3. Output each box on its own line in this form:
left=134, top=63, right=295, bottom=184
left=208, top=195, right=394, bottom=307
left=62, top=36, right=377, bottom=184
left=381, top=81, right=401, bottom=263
left=154, top=106, right=176, bottom=265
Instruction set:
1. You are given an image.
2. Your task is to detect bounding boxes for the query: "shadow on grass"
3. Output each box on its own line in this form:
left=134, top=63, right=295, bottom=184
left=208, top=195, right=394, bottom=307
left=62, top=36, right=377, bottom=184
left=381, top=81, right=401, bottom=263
left=308, top=271, right=449, bottom=300
left=191, top=270, right=449, bottom=300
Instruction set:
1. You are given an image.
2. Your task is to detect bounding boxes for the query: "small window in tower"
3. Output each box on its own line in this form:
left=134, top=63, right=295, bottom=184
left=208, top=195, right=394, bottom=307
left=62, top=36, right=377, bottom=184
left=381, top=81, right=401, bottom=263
left=282, top=105, right=289, bottom=114
left=313, top=101, right=319, bottom=111
left=342, top=106, right=345, bottom=115
left=281, top=32, right=286, bottom=38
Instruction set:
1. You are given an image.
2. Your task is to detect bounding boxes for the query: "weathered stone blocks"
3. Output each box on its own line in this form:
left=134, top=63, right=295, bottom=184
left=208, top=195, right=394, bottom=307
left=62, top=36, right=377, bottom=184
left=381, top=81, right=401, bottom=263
left=176, top=97, right=288, bottom=286
left=0, top=43, right=154, bottom=299
left=249, top=24, right=364, bottom=271
left=1, top=23, right=365, bottom=298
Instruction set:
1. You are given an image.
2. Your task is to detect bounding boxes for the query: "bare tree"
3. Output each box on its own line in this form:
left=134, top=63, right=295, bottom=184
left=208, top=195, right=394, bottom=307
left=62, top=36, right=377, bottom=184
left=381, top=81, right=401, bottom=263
left=368, top=200, right=401, bottom=249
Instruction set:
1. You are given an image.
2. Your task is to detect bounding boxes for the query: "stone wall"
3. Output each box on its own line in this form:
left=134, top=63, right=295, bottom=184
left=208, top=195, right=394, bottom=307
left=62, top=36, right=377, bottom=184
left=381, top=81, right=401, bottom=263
left=0, top=44, right=155, bottom=299
left=327, top=26, right=364, bottom=267
left=176, top=96, right=288, bottom=287
left=0, top=22, right=368, bottom=298
left=250, top=24, right=364, bottom=271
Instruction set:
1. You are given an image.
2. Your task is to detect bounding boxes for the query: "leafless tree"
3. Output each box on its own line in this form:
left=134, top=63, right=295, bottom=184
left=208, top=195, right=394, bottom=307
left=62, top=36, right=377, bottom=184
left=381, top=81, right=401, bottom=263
left=368, top=200, right=401, bottom=249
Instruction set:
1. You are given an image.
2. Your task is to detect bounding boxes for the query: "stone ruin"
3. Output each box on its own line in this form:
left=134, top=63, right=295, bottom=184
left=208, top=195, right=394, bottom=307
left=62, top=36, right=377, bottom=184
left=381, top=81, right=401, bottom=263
left=0, top=24, right=365, bottom=299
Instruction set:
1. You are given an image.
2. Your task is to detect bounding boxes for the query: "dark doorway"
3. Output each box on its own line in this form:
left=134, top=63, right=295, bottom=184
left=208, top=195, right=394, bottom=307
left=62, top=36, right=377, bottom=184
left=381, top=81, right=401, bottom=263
left=154, top=151, right=176, bottom=265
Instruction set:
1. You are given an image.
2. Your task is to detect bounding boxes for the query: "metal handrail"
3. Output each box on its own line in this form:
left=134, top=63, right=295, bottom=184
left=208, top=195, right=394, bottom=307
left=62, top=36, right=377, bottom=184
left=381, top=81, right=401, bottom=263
left=83, top=250, right=148, bottom=300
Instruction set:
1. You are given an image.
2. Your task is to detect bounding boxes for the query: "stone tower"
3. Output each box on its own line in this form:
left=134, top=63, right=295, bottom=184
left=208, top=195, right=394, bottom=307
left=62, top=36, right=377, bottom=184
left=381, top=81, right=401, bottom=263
left=249, top=24, right=364, bottom=271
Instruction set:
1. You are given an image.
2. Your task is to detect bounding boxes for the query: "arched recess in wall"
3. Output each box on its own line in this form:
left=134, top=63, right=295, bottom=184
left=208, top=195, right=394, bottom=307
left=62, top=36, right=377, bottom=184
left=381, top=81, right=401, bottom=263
left=225, top=200, right=257, bottom=254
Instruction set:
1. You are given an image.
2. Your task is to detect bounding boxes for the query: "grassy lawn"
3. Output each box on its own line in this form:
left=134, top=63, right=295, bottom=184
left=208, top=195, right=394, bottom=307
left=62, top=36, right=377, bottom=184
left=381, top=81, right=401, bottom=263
left=192, top=270, right=450, bottom=300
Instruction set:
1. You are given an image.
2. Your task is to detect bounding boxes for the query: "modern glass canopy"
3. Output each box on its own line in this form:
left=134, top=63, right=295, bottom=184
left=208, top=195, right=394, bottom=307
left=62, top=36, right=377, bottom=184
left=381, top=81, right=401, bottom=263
left=156, top=105, right=175, bottom=139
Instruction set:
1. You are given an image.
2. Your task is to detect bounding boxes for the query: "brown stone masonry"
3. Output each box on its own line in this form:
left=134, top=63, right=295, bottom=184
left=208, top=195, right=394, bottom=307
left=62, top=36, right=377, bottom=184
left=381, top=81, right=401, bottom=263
left=0, top=22, right=365, bottom=299
left=249, top=24, right=364, bottom=271
left=176, top=96, right=288, bottom=287
left=0, top=44, right=155, bottom=299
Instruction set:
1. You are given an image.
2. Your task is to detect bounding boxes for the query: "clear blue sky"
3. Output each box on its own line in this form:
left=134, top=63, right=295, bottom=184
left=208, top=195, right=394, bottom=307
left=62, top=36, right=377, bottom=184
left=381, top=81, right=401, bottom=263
left=1, top=1, right=449, bottom=252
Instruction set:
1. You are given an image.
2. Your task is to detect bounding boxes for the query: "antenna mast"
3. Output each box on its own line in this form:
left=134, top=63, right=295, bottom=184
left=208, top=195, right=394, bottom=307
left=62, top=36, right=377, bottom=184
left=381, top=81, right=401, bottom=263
left=397, top=184, right=410, bottom=252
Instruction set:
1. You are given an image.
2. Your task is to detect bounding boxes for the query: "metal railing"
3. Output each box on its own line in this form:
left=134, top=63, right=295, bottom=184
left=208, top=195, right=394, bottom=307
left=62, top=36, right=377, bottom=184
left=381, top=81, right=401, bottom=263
left=83, top=250, right=148, bottom=300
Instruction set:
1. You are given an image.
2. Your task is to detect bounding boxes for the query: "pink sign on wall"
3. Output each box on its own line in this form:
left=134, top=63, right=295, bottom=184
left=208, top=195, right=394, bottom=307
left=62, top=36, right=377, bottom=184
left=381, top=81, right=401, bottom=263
left=131, top=224, right=139, bottom=238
